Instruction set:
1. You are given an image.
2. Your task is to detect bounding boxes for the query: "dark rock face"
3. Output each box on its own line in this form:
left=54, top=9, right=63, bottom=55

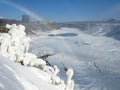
left=0, top=26, right=9, bottom=33
left=0, top=19, right=20, bottom=26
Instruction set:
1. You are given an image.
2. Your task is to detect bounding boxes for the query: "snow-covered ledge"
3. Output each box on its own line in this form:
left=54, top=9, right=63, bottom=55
left=0, top=24, right=74, bottom=90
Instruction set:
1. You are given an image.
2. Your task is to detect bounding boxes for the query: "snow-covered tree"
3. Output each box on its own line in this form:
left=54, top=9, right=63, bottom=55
left=0, top=24, right=74, bottom=90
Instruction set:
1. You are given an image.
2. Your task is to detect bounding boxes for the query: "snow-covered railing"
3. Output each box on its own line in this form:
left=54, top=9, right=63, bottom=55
left=0, top=24, right=74, bottom=90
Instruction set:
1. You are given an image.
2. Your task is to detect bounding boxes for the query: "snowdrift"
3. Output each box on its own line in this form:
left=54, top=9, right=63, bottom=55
left=0, top=56, right=64, bottom=90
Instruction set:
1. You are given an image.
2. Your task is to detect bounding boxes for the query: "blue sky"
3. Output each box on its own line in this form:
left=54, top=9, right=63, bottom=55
left=0, top=0, right=120, bottom=22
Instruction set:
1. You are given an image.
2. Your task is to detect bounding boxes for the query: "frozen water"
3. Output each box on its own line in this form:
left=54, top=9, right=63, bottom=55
left=30, top=27, right=120, bottom=90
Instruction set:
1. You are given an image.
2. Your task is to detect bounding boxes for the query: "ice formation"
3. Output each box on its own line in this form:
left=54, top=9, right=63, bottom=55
left=0, top=24, right=46, bottom=67
left=65, top=68, right=74, bottom=90
left=0, top=24, right=74, bottom=90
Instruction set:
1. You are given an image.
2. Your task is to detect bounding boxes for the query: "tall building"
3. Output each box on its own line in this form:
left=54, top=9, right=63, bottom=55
left=22, top=14, right=30, bottom=23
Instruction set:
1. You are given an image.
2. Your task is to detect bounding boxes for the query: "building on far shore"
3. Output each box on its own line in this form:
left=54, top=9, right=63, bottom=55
left=22, top=14, right=30, bottom=23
